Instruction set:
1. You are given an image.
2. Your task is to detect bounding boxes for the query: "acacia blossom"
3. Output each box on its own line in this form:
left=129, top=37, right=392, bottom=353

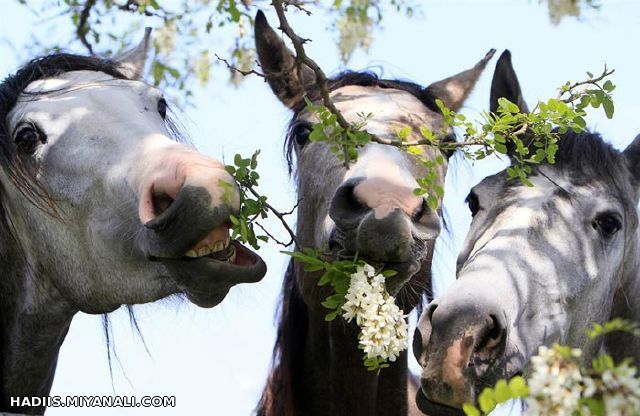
left=526, top=345, right=640, bottom=416
left=342, top=264, right=408, bottom=363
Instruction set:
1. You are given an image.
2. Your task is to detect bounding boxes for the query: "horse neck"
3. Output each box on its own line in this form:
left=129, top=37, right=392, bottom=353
left=258, top=263, right=413, bottom=416
left=604, top=217, right=640, bottom=366
left=0, top=223, right=75, bottom=413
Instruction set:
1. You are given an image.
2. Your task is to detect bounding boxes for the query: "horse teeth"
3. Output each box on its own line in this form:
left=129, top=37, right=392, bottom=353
left=228, top=245, right=237, bottom=264
left=211, top=241, right=224, bottom=253
left=197, top=246, right=211, bottom=257
left=223, top=237, right=230, bottom=248
left=185, top=250, right=198, bottom=258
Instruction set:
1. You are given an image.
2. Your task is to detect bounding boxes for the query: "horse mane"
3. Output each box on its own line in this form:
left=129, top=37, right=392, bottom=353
left=283, top=70, right=441, bottom=174
left=550, top=129, right=625, bottom=182
left=256, top=260, right=307, bottom=416
left=531, top=129, right=637, bottom=212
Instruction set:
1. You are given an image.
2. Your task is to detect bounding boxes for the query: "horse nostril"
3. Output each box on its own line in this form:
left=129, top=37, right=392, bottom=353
left=413, top=328, right=423, bottom=362
left=474, top=314, right=505, bottom=355
left=427, top=302, right=438, bottom=322
left=412, top=199, right=427, bottom=222
left=329, top=178, right=369, bottom=229
left=152, top=192, right=174, bottom=216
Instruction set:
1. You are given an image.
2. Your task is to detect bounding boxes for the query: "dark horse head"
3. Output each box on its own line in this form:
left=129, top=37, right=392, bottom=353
left=253, top=10, right=495, bottom=416
left=414, top=51, right=640, bottom=414
left=0, top=30, right=265, bottom=413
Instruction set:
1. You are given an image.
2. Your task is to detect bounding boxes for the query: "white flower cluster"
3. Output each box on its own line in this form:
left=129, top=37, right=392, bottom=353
left=526, top=345, right=640, bottom=416
left=341, top=264, right=408, bottom=363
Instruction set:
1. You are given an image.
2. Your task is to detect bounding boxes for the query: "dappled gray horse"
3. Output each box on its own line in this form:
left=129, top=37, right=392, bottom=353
left=0, top=31, right=266, bottom=414
left=253, top=10, right=494, bottom=416
left=414, top=51, right=640, bottom=414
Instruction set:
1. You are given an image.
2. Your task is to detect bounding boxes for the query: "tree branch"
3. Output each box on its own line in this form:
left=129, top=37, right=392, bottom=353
left=557, top=65, right=615, bottom=103
left=77, top=0, right=97, bottom=54
left=215, top=53, right=267, bottom=78
left=271, top=0, right=360, bottom=168
left=245, top=185, right=301, bottom=248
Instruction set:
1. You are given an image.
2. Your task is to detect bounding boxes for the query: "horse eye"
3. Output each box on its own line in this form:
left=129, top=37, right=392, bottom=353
left=465, top=191, right=480, bottom=217
left=293, top=124, right=312, bottom=147
left=157, top=98, right=168, bottom=119
left=441, top=133, right=457, bottom=158
left=593, top=213, right=621, bottom=237
left=14, top=123, right=45, bottom=155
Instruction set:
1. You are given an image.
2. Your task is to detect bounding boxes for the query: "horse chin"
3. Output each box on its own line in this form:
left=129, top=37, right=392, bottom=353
left=158, top=241, right=267, bottom=308
left=415, top=390, right=466, bottom=416
left=381, top=238, right=434, bottom=297
left=329, top=231, right=433, bottom=297
left=381, top=258, right=424, bottom=295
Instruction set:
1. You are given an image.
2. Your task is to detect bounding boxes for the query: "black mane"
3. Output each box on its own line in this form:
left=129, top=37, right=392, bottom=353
left=550, top=129, right=626, bottom=184
left=284, top=70, right=441, bottom=172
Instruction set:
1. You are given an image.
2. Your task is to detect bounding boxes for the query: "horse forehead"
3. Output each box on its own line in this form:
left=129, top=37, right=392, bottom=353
left=22, top=70, right=140, bottom=95
left=484, top=173, right=610, bottom=228
left=9, top=71, right=151, bottom=128
left=330, top=85, right=438, bottom=125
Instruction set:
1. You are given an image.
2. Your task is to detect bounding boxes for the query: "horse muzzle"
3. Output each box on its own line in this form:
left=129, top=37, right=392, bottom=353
left=328, top=177, right=439, bottom=295
left=413, top=297, right=511, bottom=410
left=136, top=184, right=266, bottom=307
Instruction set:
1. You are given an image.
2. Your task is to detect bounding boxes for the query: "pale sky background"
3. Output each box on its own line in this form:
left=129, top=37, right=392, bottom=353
left=1, top=1, right=639, bottom=415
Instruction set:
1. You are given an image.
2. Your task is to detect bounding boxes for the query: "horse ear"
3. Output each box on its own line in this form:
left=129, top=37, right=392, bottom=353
left=254, top=11, right=315, bottom=108
left=115, top=27, right=152, bottom=80
left=490, top=50, right=529, bottom=114
left=425, top=49, right=495, bottom=111
left=490, top=50, right=534, bottom=158
left=623, top=134, right=640, bottom=185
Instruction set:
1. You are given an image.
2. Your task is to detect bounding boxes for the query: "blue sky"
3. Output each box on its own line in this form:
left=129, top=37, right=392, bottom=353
left=1, top=1, right=639, bottom=415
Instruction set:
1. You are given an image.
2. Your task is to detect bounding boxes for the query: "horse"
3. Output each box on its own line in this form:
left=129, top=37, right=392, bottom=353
left=413, top=50, right=640, bottom=415
left=252, top=10, right=495, bottom=416
left=0, top=30, right=267, bottom=414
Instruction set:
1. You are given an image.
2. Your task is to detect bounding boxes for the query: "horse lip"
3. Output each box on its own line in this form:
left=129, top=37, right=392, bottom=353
left=156, top=241, right=267, bottom=308
left=415, top=390, right=465, bottom=416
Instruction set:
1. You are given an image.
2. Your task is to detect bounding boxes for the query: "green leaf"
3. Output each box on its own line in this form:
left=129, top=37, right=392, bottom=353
left=507, top=376, right=529, bottom=397
left=462, top=404, right=481, bottom=416
left=397, top=126, right=411, bottom=140
left=602, top=80, right=615, bottom=92
left=602, top=97, right=614, bottom=119
left=583, top=397, right=606, bottom=416
left=494, top=143, right=508, bottom=154
left=493, top=379, right=511, bottom=403
left=382, top=269, right=398, bottom=277
left=325, top=309, right=340, bottom=321
left=427, top=195, right=438, bottom=210
left=478, top=388, right=496, bottom=413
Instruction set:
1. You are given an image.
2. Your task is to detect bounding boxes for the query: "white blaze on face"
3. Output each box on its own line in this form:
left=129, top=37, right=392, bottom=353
left=333, top=86, right=443, bottom=219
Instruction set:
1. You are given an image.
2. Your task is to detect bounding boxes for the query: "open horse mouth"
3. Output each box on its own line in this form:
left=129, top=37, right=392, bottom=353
left=153, top=224, right=266, bottom=308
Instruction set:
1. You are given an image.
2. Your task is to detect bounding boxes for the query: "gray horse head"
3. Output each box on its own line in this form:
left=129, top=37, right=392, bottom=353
left=0, top=31, right=265, bottom=413
left=254, top=10, right=496, bottom=416
left=254, top=10, right=493, bottom=308
left=413, top=50, right=640, bottom=414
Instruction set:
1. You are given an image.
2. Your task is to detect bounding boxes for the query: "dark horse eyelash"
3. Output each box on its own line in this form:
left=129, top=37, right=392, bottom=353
left=14, top=120, right=47, bottom=144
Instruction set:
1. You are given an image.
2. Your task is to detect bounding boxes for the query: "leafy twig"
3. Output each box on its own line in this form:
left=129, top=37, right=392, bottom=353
left=245, top=185, right=301, bottom=248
